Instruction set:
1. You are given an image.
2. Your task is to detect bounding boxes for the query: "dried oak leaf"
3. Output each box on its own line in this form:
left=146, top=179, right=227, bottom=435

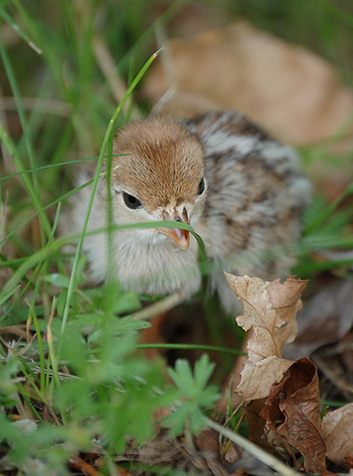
left=322, top=403, right=353, bottom=465
left=144, top=21, right=353, bottom=146
left=225, top=274, right=308, bottom=401
left=261, top=357, right=334, bottom=475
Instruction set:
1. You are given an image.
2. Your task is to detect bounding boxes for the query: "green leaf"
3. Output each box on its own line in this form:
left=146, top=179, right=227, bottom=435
left=59, top=326, right=87, bottom=377
left=189, top=407, right=207, bottom=434
left=70, top=313, right=103, bottom=329
left=0, top=285, right=20, bottom=308
left=100, top=282, right=141, bottom=315
left=87, top=315, right=150, bottom=343
left=42, top=273, right=70, bottom=288
left=194, top=354, right=216, bottom=393
left=0, top=414, right=27, bottom=464
left=168, top=359, right=195, bottom=397
left=166, top=355, right=220, bottom=437
left=166, top=403, right=193, bottom=438
left=112, top=292, right=141, bottom=315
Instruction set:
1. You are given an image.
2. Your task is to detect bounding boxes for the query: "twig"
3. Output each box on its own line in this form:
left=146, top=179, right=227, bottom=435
left=150, top=21, right=176, bottom=116
left=0, top=96, right=71, bottom=116
left=93, top=34, right=141, bottom=119
left=130, top=291, right=186, bottom=321
left=0, top=325, right=29, bottom=339
left=69, top=456, right=105, bottom=476
left=313, top=354, right=353, bottom=394
left=206, top=418, right=302, bottom=476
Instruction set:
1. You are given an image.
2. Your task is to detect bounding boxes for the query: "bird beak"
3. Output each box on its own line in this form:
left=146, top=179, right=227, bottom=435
left=157, top=208, right=190, bottom=251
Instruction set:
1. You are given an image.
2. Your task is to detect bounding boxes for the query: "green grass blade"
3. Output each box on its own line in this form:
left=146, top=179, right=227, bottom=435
left=0, top=176, right=94, bottom=247
left=29, top=303, right=46, bottom=392
left=0, top=4, right=42, bottom=54
left=0, top=156, right=98, bottom=183
left=0, top=285, right=20, bottom=307
left=305, top=181, right=353, bottom=234
left=136, top=343, right=246, bottom=356
left=0, top=124, right=51, bottom=240
left=60, top=48, right=162, bottom=335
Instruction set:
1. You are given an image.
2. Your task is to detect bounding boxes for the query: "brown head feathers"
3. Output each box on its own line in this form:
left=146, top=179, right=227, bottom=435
left=111, top=116, right=205, bottom=210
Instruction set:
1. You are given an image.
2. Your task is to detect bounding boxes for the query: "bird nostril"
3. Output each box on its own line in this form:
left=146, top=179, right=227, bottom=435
left=162, top=209, right=188, bottom=223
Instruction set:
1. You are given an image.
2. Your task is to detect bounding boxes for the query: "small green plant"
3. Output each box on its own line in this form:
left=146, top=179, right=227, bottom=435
left=166, top=355, right=220, bottom=437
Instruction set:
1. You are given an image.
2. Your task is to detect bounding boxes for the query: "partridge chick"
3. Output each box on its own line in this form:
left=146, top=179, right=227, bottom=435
left=67, top=111, right=311, bottom=313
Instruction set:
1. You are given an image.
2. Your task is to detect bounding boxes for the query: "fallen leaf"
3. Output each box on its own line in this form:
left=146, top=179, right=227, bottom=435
left=244, top=398, right=273, bottom=452
left=236, top=357, right=294, bottom=403
left=344, top=456, right=353, bottom=470
left=69, top=456, right=106, bottom=476
left=341, top=332, right=353, bottom=375
left=284, top=279, right=353, bottom=361
left=261, top=357, right=331, bottom=475
left=225, top=274, right=307, bottom=401
left=121, top=428, right=230, bottom=475
left=194, top=428, right=230, bottom=476
left=144, top=22, right=353, bottom=146
left=322, top=403, right=353, bottom=465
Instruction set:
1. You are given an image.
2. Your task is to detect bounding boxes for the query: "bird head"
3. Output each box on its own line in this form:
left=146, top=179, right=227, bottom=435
left=107, top=116, right=207, bottom=251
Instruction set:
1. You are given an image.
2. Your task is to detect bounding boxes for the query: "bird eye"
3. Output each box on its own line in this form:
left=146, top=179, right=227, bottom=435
left=122, top=192, right=142, bottom=209
left=198, top=177, right=205, bottom=195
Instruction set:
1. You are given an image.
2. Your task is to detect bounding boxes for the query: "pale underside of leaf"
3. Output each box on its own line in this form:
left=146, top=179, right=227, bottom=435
left=224, top=273, right=307, bottom=401
left=322, top=403, right=353, bottom=465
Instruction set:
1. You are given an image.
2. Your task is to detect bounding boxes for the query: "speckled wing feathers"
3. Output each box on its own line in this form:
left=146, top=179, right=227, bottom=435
left=182, top=111, right=311, bottom=313
left=184, top=111, right=311, bottom=269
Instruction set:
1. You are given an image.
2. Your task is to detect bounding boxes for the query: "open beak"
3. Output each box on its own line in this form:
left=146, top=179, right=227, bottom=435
left=157, top=208, right=190, bottom=251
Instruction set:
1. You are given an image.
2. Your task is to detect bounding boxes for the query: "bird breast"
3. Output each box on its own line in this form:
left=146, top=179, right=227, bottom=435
left=113, top=229, right=202, bottom=296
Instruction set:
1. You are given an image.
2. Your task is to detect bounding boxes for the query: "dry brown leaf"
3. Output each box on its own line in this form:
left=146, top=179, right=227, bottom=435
left=344, top=456, right=353, bottom=470
left=69, top=456, right=106, bottom=476
left=261, top=357, right=332, bottom=475
left=322, top=403, right=353, bottom=465
left=236, top=357, right=293, bottom=403
left=121, top=428, right=229, bottom=476
left=284, top=279, right=353, bottom=361
left=244, top=399, right=273, bottom=452
left=194, top=429, right=230, bottom=476
left=225, top=274, right=308, bottom=401
left=144, top=22, right=353, bottom=146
